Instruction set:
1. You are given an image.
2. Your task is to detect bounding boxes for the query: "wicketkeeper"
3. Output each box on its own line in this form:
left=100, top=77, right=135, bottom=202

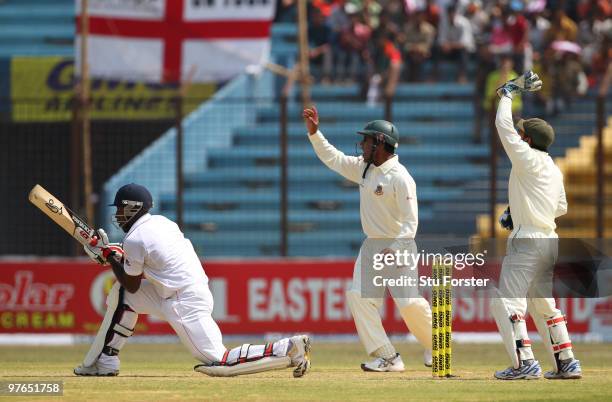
left=491, top=71, right=582, bottom=380
left=303, top=107, right=432, bottom=372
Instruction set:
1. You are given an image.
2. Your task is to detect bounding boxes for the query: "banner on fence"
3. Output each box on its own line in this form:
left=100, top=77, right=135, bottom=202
left=0, top=260, right=610, bottom=339
left=10, top=57, right=216, bottom=122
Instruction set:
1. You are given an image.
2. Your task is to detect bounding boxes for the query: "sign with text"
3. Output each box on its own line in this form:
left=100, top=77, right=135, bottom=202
left=0, top=260, right=609, bottom=338
left=10, top=57, right=215, bottom=122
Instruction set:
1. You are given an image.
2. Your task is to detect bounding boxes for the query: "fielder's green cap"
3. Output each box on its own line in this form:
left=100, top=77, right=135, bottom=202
left=516, top=118, right=555, bottom=151
left=357, top=120, right=399, bottom=148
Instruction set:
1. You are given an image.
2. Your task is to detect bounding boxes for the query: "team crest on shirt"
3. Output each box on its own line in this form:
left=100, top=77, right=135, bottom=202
left=374, top=184, right=384, bottom=196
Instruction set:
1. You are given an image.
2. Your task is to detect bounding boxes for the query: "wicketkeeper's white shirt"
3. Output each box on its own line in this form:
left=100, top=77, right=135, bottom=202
left=122, top=213, right=209, bottom=298
left=308, top=131, right=418, bottom=239
left=496, top=97, right=568, bottom=232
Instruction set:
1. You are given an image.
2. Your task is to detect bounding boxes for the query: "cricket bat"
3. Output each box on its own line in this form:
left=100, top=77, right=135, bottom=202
left=28, top=184, right=96, bottom=247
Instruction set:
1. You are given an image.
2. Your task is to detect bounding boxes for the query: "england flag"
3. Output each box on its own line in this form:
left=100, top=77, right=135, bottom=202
left=76, top=0, right=276, bottom=83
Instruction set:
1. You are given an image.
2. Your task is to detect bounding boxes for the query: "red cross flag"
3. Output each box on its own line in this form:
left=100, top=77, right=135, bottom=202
left=76, top=0, right=276, bottom=83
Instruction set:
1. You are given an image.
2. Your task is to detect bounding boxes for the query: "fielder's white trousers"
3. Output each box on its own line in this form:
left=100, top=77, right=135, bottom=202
left=496, top=225, right=560, bottom=319
left=124, top=280, right=226, bottom=364
left=491, top=225, right=573, bottom=368
left=346, top=241, right=432, bottom=355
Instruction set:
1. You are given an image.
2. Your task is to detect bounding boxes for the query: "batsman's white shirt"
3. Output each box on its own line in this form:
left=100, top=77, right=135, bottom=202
left=496, top=97, right=567, bottom=233
left=122, top=213, right=226, bottom=363
left=123, top=214, right=208, bottom=297
left=308, top=130, right=418, bottom=239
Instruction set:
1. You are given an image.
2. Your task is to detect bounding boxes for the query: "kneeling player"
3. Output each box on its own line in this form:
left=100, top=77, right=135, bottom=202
left=74, top=183, right=311, bottom=378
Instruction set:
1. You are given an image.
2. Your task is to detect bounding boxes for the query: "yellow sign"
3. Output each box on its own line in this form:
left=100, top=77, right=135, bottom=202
left=11, top=57, right=216, bottom=122
left=0, top=311, right=75, bottom=330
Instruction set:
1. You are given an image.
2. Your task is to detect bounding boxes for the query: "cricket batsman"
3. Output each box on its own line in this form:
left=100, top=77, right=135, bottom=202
left=74, top=183, right=311, bottom=378
left=303, top=107, right=432, bottom=372
left=491, top=71, right=582, bottom=380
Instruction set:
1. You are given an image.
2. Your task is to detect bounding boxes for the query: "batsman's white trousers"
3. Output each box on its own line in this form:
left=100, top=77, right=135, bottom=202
left=124, top=280, right=226, bottom=364
left=346, top=241, right=432, bottom=355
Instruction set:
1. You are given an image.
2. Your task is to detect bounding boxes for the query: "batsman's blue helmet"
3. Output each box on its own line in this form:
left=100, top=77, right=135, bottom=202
left=109, top=183, right=153, bottom=211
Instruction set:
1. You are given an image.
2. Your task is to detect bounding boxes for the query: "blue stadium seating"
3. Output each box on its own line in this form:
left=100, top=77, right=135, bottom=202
left=0, top=0, right=74, bottom=57
left=93, top=21, right=601, bottom=257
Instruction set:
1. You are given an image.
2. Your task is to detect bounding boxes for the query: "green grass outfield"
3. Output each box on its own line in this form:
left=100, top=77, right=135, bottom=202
left=1, top=342, right=610, bottom=401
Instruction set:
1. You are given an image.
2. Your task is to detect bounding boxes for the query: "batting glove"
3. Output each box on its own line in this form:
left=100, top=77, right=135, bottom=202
left=84, top=228, right=121, bottom=265
left=499, top=206, right=514, bottom=231
left=497, top=70, right=543, bottom=99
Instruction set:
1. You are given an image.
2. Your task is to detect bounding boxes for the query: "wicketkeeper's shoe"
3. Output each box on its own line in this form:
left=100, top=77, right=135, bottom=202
left=288, top=335, right=311, bottom=378
left=544, top=359, right=582, bottom=380
left=361, top=353, right=405, bottom=372
left=423, top=350, right=433, bottom=367
left=494, top=360, right=542, bottom=380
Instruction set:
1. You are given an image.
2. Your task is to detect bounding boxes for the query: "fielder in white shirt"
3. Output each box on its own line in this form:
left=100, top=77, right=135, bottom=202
left=303, top=107, right=432, bottom=372
left=491, top=71, right=582, bottom=380
left=75, top=183, right=311, bottom=378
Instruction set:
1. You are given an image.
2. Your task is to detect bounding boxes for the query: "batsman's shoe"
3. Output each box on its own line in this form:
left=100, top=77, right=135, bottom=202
left=361, top=353, right=405, bottom=372
left=74, top=353, right=119, bottom=376
left=494, top=360, right=542, bottom=380
left=73, top=362, right=119, bottom=376
left=288, top=335, right=312, bottom=378
left=544, top=359, right=582, bottom=380
left=424, top=350, right=433, bottom=367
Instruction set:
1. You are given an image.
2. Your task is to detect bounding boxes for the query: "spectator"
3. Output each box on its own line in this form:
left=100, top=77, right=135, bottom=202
left=577, top=4, right=599, bottom=65
left=527, top=7, right=552, bottom=53
left=337, top=4, right=372, bottom=83
left=328, top=1, right=352, bottom=82
left=544, top=8, right=578, bottom=47
left=505, top=1, right=530, bottom=72
left=590, top=35, right=612, bottom=87
left=488, top=4, right=513, bottom=55
left=531, top=50, right=555, bottom=114
left=355, top=0, right=383, bottom=30
left=581, top=1, right=612, bottom=87
left=368, top=29, right=403, bottom=104
left=423, top=0, right=442, bottom=28
left=402, top=10, right=436, bottom=82
left=311, top=0, right=336, bottom=17
left=465, top=1, right=490, bottom=46
left=483, top=55, right=522, bottom=118
left=437, top=4, right=475, bottom=82
left=308, top=8, right=333, bottom=84
left=577, top=0, right=611, bottom=22
left=553, top=49, right=588, bottom=111
left=382, top=0, right=408, bottom=28
left=274, top=0, right=297, bottom=22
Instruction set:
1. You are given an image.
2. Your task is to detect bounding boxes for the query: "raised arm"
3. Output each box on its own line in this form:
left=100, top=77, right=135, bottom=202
left=303, top=106, right=364, bottom=183
left=495, top=97, right=537, bottom=170
left=495, top=71, right=543, bottom=171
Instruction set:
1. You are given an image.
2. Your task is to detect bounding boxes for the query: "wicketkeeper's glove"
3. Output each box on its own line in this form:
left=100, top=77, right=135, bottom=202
left=84, top=228, right=124, bottom=265
left=499, top=206, right=514, bottom=231
left=497, top=70, right=543, bottom=99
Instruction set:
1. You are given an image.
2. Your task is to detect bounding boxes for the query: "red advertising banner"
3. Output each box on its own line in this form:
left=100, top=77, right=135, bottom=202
left=0, top=260, right=610, bottom=337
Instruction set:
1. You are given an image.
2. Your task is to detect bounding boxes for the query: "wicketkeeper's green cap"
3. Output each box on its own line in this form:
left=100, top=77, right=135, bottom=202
left=516, top=118, right=555, bottom=151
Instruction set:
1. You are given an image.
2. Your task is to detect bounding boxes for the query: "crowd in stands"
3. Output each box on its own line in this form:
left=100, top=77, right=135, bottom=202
left=276, top=0, right=611, bottom=114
